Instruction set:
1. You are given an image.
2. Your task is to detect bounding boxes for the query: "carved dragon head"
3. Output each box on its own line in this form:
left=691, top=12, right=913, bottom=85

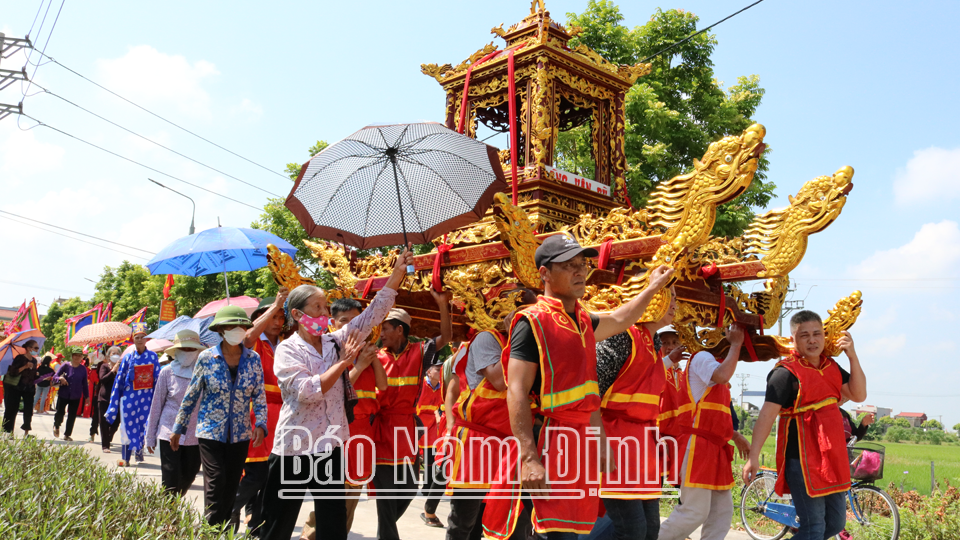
left=647, top=123, right=767, bottom=267
left=788, top=165, right=854, bottom=234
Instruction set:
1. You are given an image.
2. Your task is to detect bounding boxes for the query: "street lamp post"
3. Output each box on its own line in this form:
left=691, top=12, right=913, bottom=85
left=148, top=178, right=196, bottom=235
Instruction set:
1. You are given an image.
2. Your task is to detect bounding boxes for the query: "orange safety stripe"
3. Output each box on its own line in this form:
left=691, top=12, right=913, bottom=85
left=387, top=376, right=420, bottom=386
left=601, top=391, right=659, bottom=408
left=540, top=380, right=599, bottom=409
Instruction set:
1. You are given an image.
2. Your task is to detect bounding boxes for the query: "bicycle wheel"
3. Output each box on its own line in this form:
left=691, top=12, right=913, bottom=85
left=846, top=484, right=900, bottom=540
left=741, top=475, right=790, bottom=540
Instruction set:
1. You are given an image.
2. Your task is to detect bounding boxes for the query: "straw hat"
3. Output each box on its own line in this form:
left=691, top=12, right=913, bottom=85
left=165, top=330, right=205, bottom=353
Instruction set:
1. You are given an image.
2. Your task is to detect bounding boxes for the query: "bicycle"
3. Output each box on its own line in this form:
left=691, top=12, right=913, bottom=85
left=740, top=442, right=900, bottom=540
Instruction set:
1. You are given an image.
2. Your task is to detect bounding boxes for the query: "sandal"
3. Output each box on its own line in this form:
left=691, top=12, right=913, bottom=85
left=420, top=513, right=444, bottom=528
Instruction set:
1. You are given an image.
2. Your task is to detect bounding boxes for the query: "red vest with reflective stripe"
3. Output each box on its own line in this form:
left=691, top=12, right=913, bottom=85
left=601, top=326, right=664, bottom=421
left=453, top=330, right=511, bottom=438
left=416, top=378, right=443, bottom=448
left=247, top=337, right=280, bottom=462
left=374, top=341, right=425, bottom=464
left=659, top=362, right=694, bottom=438
left=774, top=353, right=851, bottom=497
left=352, top=364, right=380, bottom=417
left=681, top=361, right=734, bottom=490
left=507, top=296, right=600, bottom=420
left=600, top=326, right=666, bottom=499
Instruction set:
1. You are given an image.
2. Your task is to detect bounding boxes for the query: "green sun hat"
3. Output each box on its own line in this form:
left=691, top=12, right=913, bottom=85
left=209, top=305, right=253, bottom=330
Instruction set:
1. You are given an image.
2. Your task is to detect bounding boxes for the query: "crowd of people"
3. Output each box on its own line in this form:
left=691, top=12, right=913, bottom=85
left=0, top=235, right=869, bottom=540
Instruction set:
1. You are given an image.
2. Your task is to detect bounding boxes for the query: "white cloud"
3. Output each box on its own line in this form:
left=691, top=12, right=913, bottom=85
left=1, top=129, right=65, bottom=178
left=860, top=334, right=906, bottom=357
left=231, top=98, right=263, bottom=122
left=894, top=147, right=960, bottom=204
left=96, top=45, right=220, bottom=120
left=848, top=220, right=960, bottom=279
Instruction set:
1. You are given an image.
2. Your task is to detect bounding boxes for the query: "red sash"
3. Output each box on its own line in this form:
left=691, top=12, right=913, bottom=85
left=774, top=353, right=851, bottom=497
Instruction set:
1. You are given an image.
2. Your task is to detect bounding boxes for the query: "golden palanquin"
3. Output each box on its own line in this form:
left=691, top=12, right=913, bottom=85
left=271, top=1, right=862, bottom=359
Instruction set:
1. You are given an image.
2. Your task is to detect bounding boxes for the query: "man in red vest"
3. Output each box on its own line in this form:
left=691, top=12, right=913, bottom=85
left=657, top=325, right=692, bottom=488
left=483, top=234, right=674, bottom=540
left=743, top=310, right=867, bottom=540
left=658, top=325, right=750, bottom=540
left=373, top=289, right=452, bottom=540
left=442, top=289, right=536, bottom=540
left=416, top=362, right=445, bottom=527
left=232, top=288, right=288, bottom=536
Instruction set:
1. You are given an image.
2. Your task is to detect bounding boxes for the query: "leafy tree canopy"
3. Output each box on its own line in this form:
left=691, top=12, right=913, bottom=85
left=560, top=1, right=775, bottom=237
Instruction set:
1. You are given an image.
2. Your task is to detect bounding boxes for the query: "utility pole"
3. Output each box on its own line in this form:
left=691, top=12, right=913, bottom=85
left=0, top=33, right=31, bottom=123
left=736, top=373, right=750, bottom=409
left=777, top=280, right=803, bottom=335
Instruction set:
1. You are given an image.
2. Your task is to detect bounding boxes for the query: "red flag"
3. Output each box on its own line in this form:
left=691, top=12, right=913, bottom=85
left=163, top=275, right=175, bottom=300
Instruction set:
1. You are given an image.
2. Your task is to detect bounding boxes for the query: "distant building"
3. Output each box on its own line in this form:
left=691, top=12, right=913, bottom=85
left=853, top=405, right=893, bottom=420
left=0, top=306, right=18, bottom=323
left=895, top=412, right=927, bottom=428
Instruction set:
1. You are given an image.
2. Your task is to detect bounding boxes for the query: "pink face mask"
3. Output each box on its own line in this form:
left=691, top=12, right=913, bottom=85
left=297, top=312, right=330, bottom=336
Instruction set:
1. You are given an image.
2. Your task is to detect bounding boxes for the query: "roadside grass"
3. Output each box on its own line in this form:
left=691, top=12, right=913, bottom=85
left=0, top=436, right=234, bottom=539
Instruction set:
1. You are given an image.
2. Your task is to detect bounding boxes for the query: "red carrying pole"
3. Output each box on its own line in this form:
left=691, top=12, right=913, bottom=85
left=508, top=50, right=519, bottom=205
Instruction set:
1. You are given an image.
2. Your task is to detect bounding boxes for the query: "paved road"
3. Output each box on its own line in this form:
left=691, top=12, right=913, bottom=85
left=15, top=411, right=748, bottom=539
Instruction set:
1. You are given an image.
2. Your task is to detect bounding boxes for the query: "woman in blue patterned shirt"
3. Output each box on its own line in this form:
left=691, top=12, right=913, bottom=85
left=171, top=305, right=268, bottom=527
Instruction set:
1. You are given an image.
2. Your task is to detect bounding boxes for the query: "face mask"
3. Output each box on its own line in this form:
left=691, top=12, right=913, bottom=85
left=223, top=328, right=247, bottom=346
left=110, top=355, right=121, bottom=363
left=32, top=351, right=41, bottom=358
left=175, top=350, right=201, bottom=368
left=297, top=312, right=330, bottom=337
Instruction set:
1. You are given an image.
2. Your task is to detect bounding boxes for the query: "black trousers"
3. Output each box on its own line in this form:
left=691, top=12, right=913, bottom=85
left=89, top=397, right=99, bottom=437
left=259, top=448, right=346, bottom=540
left=97, top=400, right=119, bottom=448
left=232, top=460, right=269, bottom=533
left=446, top=493, right=533, bottom=540
left=198, top=438, right=250, bottom=527
left=2, top=383, right=34, bottom=433
left=372, top=463, right=417, bottom=540
left=604, top=498, right=660, bottom=540
left=53, top=396, right=81, bottom=436
left=422, top=448, right=446, bottom=515
left=160, top=439, right=203, bottom=497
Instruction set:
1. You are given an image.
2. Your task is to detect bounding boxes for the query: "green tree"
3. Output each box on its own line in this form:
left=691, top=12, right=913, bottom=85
left=922, top=419, right=943, bottom=431
left=45, top=297, right=93, bottom=356
left=885, top=426, right=909, bottom=443
left=953, top=422, right=960, bottom=433
left=284, top=140, right=330, bottom=181
left=562, top=1, right=774, bottom=236
left=926, top=430, right=945, bottom=445
left=894, top=418, right=912, bottom=429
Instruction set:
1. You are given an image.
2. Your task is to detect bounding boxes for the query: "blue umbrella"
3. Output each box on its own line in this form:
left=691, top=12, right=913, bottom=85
left=146, top=226, right=298, bottom=299
left=146, top=315, right=221, bottom=347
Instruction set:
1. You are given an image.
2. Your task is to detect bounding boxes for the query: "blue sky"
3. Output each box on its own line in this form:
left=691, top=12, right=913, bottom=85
left=2, top=1, right=959, bottom=427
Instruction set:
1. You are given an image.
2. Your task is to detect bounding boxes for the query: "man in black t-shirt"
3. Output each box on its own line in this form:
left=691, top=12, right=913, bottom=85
left=493, top=234, right=674, bottom=540
left=742, top=310, right=866, bottom=540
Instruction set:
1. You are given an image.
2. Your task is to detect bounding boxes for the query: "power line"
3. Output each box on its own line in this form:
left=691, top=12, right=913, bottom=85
left=20, top=113, right=265, bottom=211
left=0, top=214, right=151, bottom=261
left=0, top=278, right=91, bottom=297
left=23, top=0, right=65, bottom=96
left=0, top=210, right=156, bottom=254
left=33, top=84, right=284, bottom=197
left=30, top=48, right=291, bottom=182
left=638, top=0, right=766, bottom=64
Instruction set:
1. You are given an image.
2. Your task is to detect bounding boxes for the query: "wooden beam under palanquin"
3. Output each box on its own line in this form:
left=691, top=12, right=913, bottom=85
left=272, top=1, right=864, bottom=362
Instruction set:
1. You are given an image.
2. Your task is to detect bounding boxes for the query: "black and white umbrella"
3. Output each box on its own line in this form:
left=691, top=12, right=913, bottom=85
left=285, top=122, right=507, bottom=251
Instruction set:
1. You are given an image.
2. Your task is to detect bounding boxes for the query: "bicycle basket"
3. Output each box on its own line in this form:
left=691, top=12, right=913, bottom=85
left=849, top=442, right=885, bottom=482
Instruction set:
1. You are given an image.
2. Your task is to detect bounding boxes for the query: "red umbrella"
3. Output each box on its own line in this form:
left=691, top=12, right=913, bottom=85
left=194, top=296, right=259, bottom=319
